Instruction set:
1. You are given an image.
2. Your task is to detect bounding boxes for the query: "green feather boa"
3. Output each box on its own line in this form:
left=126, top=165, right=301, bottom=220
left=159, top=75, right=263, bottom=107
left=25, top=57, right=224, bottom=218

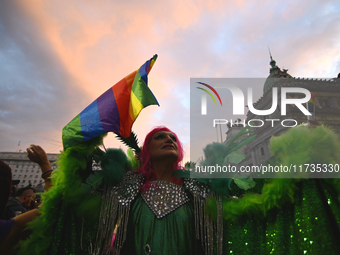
left=18, top=125, right=340, bottom=254
left=206, top=125, right=340, bottom=221
left=18, top=136, right=107, bottom=254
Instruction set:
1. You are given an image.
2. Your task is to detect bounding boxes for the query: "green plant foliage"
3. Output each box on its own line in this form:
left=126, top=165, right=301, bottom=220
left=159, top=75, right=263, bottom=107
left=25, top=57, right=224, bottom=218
left=184, top=161, right=196, bottom=170
left=172, top=170, right=232, bottom=197
left=172, top=169, right=211, bottom=184
left=197, top=125, right=255, bottom=196
left=115, top=131, right=141, bottom=155
left=224, top=151, right=245, bottom=164
left=201, top=125, right=254, bottom=167
left=225, top=135, right=256, bottom=155
left=233, top=178, right=256, bottom=190
left=127, top=148, right=139, bottom=170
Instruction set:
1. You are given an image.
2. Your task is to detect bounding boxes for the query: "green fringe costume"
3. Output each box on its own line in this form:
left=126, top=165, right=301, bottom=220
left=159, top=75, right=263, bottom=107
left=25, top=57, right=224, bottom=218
left=18, top=125, right=340, bottom=255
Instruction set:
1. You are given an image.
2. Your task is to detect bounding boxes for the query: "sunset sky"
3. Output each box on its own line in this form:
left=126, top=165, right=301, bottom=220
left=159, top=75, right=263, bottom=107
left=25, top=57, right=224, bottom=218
left=1, top=0, right=339, bottom=164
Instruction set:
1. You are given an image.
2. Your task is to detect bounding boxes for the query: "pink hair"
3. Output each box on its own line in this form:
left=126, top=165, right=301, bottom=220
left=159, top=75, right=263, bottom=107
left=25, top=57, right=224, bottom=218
left=137, top=126, right=184, bottom=190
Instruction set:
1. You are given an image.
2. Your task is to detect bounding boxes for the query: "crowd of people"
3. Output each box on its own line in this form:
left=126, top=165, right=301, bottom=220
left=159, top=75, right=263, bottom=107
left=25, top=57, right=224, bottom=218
left=3, top=186, right=36, bottom=220
left=0, top=145, right=52, bottom=254
left=0, top=125, right=340, bottom=254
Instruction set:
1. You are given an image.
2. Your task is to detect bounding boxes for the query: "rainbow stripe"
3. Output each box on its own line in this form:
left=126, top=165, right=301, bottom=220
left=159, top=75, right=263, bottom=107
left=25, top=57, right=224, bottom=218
left=196, top=82, right=223, bottom=106
left=307, top=92, right=315, bottom=112
left=62, top=55, right=159, bottom=150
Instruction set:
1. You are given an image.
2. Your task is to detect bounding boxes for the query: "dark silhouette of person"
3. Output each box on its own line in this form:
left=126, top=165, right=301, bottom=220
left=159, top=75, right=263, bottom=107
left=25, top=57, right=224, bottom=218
left=3, top=187, right=35, bottom=220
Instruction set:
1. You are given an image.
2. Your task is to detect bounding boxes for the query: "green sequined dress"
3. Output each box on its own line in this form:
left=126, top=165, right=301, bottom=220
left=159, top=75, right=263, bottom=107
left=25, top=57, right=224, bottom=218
left=221, top=179, right=340, bottom=255
left=120, top=195, right=204, bottom=255
left=94, top=173, right=220, bottom=255
left=18, top=168, right=340, bottom=255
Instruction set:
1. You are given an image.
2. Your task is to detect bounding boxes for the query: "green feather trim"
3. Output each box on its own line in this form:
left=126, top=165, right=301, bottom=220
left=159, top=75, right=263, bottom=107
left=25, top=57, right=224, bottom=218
left=205, top=125, right=340, bottom=222
left=127, top=148, right=140, bottom=170
left=206, top=178, right=300, bottom=221
left=270, top=125, right=340, bottom=177
left=81, top=170, right=104, bottom=193
left=18, top=135, right=106, bottom=255
left=173, top=170, right=232, bottom=197
left=196, top=126, right=255, bottom=197
left=100, top=148, right=130, bottom=186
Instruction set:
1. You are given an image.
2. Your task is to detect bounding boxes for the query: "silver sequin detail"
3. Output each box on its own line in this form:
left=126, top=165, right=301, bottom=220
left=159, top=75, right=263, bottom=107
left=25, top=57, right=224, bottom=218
left=184, top=178, right=223, bottom=255
left=183, top=178, right=213, bottom=198
left=115, top=171, right=145, bottom=204
left=93, top=173, right=223, bottom=255
left=141, top=181, right=190, bottom=218
left=144, top=244, right=151, bottom=255
left=93, top=172, right=144, bottom=255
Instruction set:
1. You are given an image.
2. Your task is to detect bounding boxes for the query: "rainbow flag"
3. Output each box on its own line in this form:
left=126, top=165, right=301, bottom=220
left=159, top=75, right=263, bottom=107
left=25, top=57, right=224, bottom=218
left=307, top=92, right=315, bottom=120
left=62, top=55, right=159, bottom=150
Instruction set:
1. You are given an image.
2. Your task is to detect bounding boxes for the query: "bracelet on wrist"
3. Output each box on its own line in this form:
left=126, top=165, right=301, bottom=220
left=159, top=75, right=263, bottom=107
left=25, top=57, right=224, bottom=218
left=41, top=170, right=53, bottom=179
left=42, top=172, right=52, bottom=179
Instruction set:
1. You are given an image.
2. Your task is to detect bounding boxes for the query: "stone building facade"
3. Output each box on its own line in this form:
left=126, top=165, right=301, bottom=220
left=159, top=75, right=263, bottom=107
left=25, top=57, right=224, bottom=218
left=232, top=56, right=340, bottom=167
left=0, top=151, right=58, bottom=192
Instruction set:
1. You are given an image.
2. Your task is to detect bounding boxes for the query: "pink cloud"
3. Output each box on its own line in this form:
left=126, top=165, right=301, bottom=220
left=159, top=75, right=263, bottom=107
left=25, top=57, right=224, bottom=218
left=2, top=0, right=339, bottom=162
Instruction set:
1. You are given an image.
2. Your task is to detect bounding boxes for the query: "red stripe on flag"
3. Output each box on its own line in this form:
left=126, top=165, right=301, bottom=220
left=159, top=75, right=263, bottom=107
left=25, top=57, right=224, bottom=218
left=111, top=70, right=137, bottom=137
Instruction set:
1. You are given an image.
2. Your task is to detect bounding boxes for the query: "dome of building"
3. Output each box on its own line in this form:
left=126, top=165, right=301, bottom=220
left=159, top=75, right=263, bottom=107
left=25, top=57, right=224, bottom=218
left=263, top=54, right=292, bottom=94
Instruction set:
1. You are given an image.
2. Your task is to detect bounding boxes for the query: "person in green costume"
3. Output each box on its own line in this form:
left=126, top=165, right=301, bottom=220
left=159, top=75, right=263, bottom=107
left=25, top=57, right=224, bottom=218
left=18, top=124, right=340, bottom=255
left=95, top=126, right=220, bottom=255
left=18, top=126, right=221, bottom=255
left=119, top=127, right=204, bottom=254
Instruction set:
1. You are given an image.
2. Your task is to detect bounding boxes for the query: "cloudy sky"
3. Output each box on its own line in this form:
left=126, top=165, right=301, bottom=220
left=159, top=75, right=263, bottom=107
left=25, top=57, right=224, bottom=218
left=1, top=0, right=339, bottom=164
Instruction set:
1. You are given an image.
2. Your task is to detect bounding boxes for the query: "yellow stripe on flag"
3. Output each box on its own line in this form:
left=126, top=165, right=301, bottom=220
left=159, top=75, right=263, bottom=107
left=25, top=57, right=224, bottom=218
left=129, top=92, right=144, bottom=120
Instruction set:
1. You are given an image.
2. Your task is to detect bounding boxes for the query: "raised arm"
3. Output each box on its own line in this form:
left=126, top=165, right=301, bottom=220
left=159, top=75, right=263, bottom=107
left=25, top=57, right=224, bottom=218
left=26, top=145, right=53, bottom=191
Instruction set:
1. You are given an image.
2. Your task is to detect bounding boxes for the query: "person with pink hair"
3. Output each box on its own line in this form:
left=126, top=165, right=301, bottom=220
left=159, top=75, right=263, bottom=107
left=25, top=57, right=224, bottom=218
left=17, top=127, right=220, bottom=255
left=95, top=126, right=216, bottom=255
left=103, top=126, right=201, bottom=254
left=137, top=126, right=185, bottom=190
